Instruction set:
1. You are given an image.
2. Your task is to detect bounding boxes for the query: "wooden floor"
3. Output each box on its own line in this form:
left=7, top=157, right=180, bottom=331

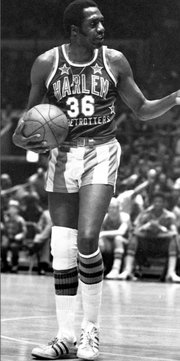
left=1, top=273, right=180, bottom=361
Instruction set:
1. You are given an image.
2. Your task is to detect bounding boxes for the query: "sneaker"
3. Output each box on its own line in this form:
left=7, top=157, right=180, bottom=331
left=105, top=269, right=119, bottom=279
left=118, top=271, right=137, bottom=281
left=31, top=337, right=77, bottom=359
left=165, top=273, right=180, bottom=283
left=77, top=322, right=99, bottom=360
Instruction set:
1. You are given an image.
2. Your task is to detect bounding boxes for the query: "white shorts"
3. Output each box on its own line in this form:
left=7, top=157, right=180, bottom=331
left=45, top=138, right=121, bottom=193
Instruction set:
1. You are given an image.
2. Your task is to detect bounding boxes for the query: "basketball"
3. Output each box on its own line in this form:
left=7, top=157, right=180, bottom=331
left=22, top=104, right=69, bottom=148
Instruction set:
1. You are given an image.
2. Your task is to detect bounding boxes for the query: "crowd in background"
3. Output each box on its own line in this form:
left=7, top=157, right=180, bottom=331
left=1, top=0, right=180, bottom=279
left=1, top=169, right=52, bottom=275
left=1, top=66, right=180, bottom=277
left=1, top=159, right=180, bottom=279
left=1, top=63, right=180, bottom=279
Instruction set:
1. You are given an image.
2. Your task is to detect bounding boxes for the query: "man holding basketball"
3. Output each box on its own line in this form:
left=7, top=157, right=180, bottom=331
left=13, top=0, right=180, bottom=359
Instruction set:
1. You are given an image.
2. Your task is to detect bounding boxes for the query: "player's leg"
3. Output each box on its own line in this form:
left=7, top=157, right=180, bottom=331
left=106, top=235, right=126, bottom=279
left=32, top=192, right=79, bottom=359
left=77, top=184, right=113, bottom=360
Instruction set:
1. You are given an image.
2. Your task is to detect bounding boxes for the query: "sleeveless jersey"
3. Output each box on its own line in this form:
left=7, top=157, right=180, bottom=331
left=46, top=44, right=118, bottom=141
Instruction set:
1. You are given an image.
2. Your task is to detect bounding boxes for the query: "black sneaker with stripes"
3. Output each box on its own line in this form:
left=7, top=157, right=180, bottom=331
left=77, top=322, right=100, bottom=360
left=31, top=337, right=77, bottom=359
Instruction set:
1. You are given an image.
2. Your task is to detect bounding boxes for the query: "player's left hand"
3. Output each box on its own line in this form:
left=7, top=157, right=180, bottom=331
left=175, top=90, right=180, bottom=105
left=13, top=119, right=49, bottom=153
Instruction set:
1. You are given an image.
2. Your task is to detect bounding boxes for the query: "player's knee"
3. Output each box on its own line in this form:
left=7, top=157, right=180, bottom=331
left=78, top=229, right=99, bottom=255
left=51, top=226, right=78, bottom=270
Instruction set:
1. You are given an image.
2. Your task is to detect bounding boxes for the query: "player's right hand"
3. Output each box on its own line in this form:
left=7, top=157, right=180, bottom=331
left=12, top=118, right=49, bottom=153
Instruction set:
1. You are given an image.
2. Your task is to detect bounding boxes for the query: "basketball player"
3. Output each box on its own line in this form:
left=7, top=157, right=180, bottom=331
left=13, top=0, right=180, bottom=359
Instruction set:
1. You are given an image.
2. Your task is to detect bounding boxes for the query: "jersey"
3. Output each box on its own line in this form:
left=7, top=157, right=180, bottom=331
left=46, top=44, right=118, bottom=141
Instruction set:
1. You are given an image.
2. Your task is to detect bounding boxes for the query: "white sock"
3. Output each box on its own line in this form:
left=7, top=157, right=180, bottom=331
left=80, top=280, right=102, bottom=329
left=55, top=295, right=77, bottom=341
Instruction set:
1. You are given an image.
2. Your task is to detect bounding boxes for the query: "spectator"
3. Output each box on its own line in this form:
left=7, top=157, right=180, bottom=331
left=1, top=199, right=27, bottom=273
left=118, top=192, right=180, bottom=282
left=99, top=197, right=130, bottom=279
left=143, top=168, right=157, bottom=207
left=1, top=173, right=12, bottom=190
left=20, top=191, right=43, bottom=223
left=30, top=208, right=52, bottom=275
left=0, top=173, right=13, bottom=212
left=153, top=172, right=173, bottom=208
left=117, top=177, right=151, bottom=223
left=172, top=193, right=180, bottom=234
left=28, top=167, right=48, bottom=209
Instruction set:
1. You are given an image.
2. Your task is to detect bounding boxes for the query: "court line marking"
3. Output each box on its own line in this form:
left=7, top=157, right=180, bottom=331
left=1, top=335, right=38, bottom=345
left=1, top=315, right=55, bottom=322
left=1, top=336, right=179, bottom=361
left=101, top=351, right=179, bottom=361
left=3, top=316, right=179, bottom=334
left=2, top=313, right=180, bottom=322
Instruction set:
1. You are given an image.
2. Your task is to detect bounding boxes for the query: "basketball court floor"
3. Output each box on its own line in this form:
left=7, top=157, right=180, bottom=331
left=1, top=273, right=180, bottom=361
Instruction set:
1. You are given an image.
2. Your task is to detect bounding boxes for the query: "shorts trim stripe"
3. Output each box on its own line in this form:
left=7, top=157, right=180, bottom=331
left=53, top=149, right=68, bottom=192
left=92, top=144, right=109, bottom=184
left=46, top=148, right=59, bottom=191
left=82, top=147, right=98, bottom=185
left=108, top=142, right=121, bottom=185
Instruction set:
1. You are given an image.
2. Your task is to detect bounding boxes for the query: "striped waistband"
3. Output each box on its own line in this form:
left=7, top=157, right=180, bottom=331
left=62, top=137, right=116, bottom=148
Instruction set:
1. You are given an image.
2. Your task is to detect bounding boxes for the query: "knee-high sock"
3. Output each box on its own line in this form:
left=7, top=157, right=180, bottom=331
left=54, top=268, right=78, bottom=341
left=51, top=226, right=78, bottom=341
left=78, top=249, right=104, bottom=328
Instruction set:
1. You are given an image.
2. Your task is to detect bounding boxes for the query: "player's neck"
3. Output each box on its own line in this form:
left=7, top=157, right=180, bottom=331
left=67, top=43, right=95, bottom=63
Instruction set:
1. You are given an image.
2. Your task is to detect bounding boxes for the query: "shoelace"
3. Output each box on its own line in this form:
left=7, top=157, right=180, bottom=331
left=48, top=337, right=58, bottom=346
left=80, top=329, right=99, bottom=348
left=48, top=337, right=77, bottom=347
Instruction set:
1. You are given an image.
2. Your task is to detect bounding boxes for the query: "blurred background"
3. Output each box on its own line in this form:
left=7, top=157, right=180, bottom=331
left=1, top=0, right=180, bottom=185
left=1, top=0, right=180, bottom=276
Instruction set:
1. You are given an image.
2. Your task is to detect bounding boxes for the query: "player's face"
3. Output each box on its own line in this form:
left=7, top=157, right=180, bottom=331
left=79, top=7, right=105, bottom=48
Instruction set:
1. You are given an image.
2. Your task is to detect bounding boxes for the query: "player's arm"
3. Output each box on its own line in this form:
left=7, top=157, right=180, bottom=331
left=13, top=52, right=53, bottom=151
left=108, top=50, right=180, bottom=120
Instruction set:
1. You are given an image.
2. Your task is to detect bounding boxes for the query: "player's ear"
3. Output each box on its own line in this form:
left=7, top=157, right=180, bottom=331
left=71, top=25, right=79, bottom=36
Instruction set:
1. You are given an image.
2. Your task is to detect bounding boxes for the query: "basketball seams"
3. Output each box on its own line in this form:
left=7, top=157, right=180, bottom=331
left=48, top=105, right=60, bottom=146
left=48, top=105, right=68, bottom=146
left=23, top=118, right=46, bottom=139
left=48, top=106, right=68, bottom=129
left=24, top=104, right=68, bottom=148
left=35, top=105, right=60, bottom=146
